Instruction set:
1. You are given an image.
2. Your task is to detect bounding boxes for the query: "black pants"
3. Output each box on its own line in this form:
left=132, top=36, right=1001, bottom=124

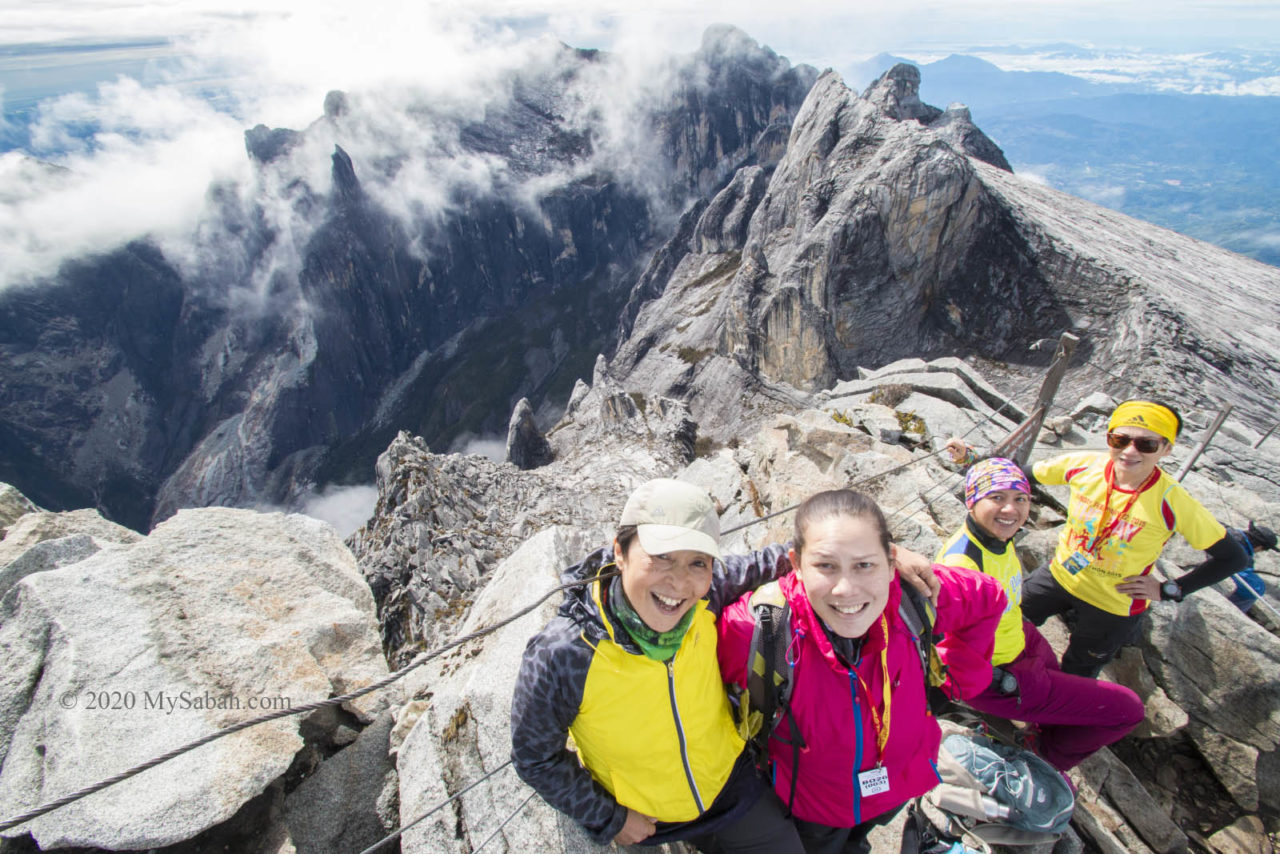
left=642, top=752, right=803, bottom=853
left=792, top=804, right=904, bottom=854
left=1020, top=562, right=1143, bottom=677
left=691, top=789, right=804, bottom=854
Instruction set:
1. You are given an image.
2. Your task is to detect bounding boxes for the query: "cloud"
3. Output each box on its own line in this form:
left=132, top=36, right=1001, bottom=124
left=1207, top=74, right=1280, bottom=96
left=0, top=3, right=718, bottom=289
left=1233, top=226, right=1280, bottom=250
left=1077, top=182, right=1126, bottom=207
left=1011, top=166, right=1053, bottom=186
left=946, top=45, right=1280, bottom=95
left=453, top=434, right=508, bottom=461
left=298, top=482, right=379, bottom=538
left=0, top=77, right=248, bottom=285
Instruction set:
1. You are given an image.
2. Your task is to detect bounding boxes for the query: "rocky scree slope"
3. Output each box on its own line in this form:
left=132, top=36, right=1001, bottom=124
left=0, top=27, right=816, bottom=532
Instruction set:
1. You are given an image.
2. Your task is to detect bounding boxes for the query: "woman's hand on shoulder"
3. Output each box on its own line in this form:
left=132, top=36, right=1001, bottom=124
left=894, top=546, right=940, bottom=605
left=614, top=809, right=657, bottom=845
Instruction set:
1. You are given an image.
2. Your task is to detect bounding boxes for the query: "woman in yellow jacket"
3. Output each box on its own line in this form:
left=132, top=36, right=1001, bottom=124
left=510, top=478, right=804, bottom=850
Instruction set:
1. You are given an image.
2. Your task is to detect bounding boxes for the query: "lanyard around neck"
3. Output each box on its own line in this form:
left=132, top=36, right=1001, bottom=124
left=852, top=613, right=893, bottom=762
left=1084, top=463, right=1155, bottom=556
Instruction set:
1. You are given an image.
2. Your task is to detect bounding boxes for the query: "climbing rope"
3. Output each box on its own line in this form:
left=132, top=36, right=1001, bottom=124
left=723, top=372, right=1044, bottom=538
left=356, top=760, right=515, bottom=854
left=0, top=571, right=618, bottom=833
left=471, top=790, right=537, bottom=854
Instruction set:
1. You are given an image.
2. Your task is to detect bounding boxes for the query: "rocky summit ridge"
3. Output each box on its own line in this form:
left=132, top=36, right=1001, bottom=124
left=604, top=64, right=1280, bottom=441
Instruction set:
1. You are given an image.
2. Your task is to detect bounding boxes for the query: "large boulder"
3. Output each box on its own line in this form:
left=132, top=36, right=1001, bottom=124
left=1138, top=586, right=1280, bottom=812
left=0, top=507, right=140, bottom=566
left=0, top=505, right=142, bottom=599
left=0, top=484, right=37, bottom=533
left=0, top=508, right=389, bottom=850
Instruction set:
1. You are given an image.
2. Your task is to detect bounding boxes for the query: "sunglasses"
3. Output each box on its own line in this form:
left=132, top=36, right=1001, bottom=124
left=1106, top=432, right=1165, bottom=454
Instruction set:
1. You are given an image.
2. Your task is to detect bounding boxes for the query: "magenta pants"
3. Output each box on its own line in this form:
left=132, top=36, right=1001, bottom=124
left=966, top=621, right=1145, bottom=770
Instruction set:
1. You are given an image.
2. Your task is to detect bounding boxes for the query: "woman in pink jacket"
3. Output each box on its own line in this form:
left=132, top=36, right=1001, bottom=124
left=718, top=489, right=1007, bottom=854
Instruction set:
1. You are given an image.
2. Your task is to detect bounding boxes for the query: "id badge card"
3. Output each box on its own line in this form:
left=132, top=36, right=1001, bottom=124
left=1062, top=550, right=1093, bottom=575
left=857, top=765, right=890, bottom=797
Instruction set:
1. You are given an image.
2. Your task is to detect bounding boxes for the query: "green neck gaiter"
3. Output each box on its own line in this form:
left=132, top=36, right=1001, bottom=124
left=608, top=576, right=695, bottom=662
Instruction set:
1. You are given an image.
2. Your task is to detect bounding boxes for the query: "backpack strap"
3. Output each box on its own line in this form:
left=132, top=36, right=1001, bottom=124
left=745, top=581, right=790, bottom=741
left=741, top=581, right=806, bottom=812
left=898, top=583, right=951, bottom=714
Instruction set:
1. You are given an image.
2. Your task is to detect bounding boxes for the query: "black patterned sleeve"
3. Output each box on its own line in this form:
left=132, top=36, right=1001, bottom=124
left=510, top=618, right=627, bottom=843
left=707, top=542, right=793, bottom=615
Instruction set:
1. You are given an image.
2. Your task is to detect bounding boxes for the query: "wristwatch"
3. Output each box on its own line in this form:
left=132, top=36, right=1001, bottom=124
left=1160, top=580, right=1184, bottom=602
left=992, top=667, right=1019, bottom=696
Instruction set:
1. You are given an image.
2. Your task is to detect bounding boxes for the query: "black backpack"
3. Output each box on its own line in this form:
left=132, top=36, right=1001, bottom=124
left=733, top=580, right=948, bottom=810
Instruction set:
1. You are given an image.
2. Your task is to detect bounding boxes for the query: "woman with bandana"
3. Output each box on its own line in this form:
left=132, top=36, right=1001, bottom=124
left=954, top=399, right=1249, bottom=678
left=935, top=457, right=1144, bottom=769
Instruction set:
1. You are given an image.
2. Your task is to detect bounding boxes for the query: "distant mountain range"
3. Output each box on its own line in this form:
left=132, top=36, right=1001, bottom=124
left=849, top=52, right=1280, bottom=266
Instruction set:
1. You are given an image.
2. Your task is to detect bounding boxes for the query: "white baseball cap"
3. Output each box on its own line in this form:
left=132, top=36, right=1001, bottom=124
left=619, top=478, right=721, bottom=559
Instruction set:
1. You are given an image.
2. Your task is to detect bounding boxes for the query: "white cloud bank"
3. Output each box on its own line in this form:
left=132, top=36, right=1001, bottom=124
left=0, top=78, right=248, bottom=284
left=300, top=483, right=379, bottom=538
left=0, top=2, right=732, bottom=288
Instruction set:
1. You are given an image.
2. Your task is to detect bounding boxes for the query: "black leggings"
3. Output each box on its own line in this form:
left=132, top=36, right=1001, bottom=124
left=792, top=804, right=904, bottom=854
left=1020, top=562, right=1143, bottom=677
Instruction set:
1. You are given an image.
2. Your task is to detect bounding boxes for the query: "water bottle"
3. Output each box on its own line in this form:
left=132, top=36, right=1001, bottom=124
left=980, top=795, right=1011, bottom=820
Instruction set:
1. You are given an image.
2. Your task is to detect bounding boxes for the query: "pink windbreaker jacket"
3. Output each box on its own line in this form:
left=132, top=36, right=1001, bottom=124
left=717, top=565, right=1005, bottom=828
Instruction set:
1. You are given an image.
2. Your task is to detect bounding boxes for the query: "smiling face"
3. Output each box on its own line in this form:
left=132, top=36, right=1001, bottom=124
left=1108, top=425, right=1172, bottom=486
left=792, top=515, right=895, bottom=639
left=970, top=487, right=1031, bottom=542
left=614, top=540, right=714, bottom=633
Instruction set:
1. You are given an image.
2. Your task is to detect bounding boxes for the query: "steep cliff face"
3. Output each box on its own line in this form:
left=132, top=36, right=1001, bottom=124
left=0, top=29, right=816, bottom=530
left=604, top=64, right=1280, bottom=437
left=605, top=66, right=1054, bottom=439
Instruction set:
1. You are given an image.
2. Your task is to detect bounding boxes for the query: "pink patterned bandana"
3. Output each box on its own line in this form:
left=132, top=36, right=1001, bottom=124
left=964, top=457, right=1031, bottom=508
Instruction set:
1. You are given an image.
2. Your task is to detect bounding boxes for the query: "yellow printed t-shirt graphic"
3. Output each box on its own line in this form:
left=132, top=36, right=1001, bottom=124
left=1033, top=453, right=1225, bottom=616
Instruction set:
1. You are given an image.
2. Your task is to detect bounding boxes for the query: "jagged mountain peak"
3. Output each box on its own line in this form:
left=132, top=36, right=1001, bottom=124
left=696, top=23, right=789, bottom=73
left=863, top=62, right=940, bottom=122
left=0, top=29, right=818, bottom=529
left=603, top=64, right=1279, bottom=442
left=330, top=144, right=362, bottom=200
